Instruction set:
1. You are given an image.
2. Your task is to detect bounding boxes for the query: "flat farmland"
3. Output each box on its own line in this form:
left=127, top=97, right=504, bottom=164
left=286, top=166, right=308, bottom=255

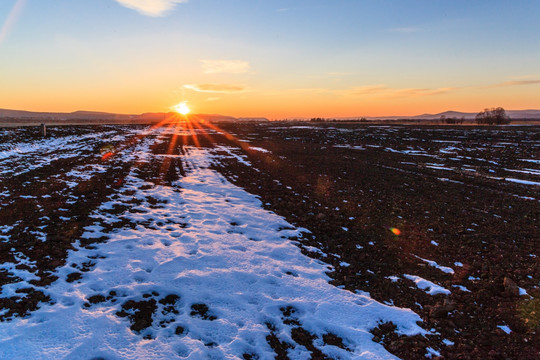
left=0, top=122, right=538, bottom=359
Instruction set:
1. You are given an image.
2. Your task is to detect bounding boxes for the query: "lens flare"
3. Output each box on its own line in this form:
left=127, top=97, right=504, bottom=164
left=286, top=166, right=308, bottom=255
left=390, top=227, right=401, bottom=236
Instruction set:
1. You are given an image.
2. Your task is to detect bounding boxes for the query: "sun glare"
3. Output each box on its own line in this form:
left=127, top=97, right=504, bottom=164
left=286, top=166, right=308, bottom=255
left=173, top=101, right=191, bottom=115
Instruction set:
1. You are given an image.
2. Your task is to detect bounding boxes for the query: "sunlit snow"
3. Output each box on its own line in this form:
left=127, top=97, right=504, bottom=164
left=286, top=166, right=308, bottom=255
left=0, top=136, right=425, bottom=359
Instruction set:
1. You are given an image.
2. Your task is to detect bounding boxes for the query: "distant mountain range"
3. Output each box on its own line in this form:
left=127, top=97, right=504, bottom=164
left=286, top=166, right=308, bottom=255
left=1, top=108, right=539, bottom=122
left=0, top=109, right=269, bottom=123
left=365, top=109, right=540, bottom=120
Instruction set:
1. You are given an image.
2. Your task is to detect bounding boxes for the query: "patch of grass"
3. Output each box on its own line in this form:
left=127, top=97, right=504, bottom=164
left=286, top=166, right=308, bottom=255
left=518, top=293, right=540, bottom=330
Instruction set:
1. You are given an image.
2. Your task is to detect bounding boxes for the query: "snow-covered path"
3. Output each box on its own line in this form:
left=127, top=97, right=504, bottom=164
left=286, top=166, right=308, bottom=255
left=0, top=138, right=424, bottom=359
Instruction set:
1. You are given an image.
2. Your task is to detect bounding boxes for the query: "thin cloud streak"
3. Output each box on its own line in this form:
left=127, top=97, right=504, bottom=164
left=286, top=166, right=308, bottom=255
left=202, top=60, right=251, bottom=74
left=345, top=85, right=456, bottom=98
left=487, top=79, right=540, bottom=88
left=114, top=0, right=188, bottom=17
left=393, top=87, right=455, bottom=97
left=288, top=88, right=333, bottom=94
left=184, top=84, right=246, bottom=93
left=347, top=85, right=388, bottom=96
left=0, top=0, right=26, bottom=46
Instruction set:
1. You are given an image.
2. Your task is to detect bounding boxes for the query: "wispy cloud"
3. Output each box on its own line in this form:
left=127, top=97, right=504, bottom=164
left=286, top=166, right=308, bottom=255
left=205, top=97, right=221, bottom=102
left=0, top=0, right=26, bottom=46
left=393, top=87, right=455, bottom=97
left=184, top=84, right=246, bottom=93
left=345, top=85, right=455, bottom=98
left=287, top=88, right=333, bottom=94
left=347, top=85, right=388, bottom=96
left=201, top=60, right=251, bottom=74
left=487, top=79, right=540, bottom=88
left=114, top=0, right=187, bottom=17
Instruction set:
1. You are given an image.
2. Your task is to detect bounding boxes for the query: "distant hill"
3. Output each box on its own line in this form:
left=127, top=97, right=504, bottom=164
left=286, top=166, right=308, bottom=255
left=0, top=109, right=136, bottom=121
left=0, top=108, right=269, bottom=124
left=410, top=111, right=476, bottom=120
left=366, top=109, right=540, bottom=120
left=506, top=109, right=540, bottom=119
left=1, top=107, right=538, bottom=123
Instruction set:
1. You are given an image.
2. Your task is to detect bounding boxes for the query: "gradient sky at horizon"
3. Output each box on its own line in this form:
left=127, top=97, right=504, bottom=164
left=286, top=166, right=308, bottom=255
left=0, top=0, right=539, bottom=118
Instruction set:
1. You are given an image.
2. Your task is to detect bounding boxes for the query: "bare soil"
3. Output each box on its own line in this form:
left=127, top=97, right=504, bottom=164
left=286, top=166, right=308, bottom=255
left=0, top=122, right=538, bottom=359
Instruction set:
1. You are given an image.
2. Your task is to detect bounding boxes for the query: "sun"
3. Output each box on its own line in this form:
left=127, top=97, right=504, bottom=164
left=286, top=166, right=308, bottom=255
left=173, top=101, right=191, bottom=115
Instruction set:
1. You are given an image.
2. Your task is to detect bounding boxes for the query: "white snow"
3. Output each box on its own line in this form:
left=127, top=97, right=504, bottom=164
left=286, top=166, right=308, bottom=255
left=0, top=130, right=125, bottom=176
left=504, top=168, right=540, bottom=176
left=520, top=159, right=540, bottom=164
left=451, top=285, right=471, bottom=293
left=497, top=325, right=512, bottom=334
left=442, top=339, right=454, bottom=346
left=333, top=145, right=366, bottom=150
left=213, top=145, right=252, bottom=167
left=403, top=275, right=451, bottom=296
left=426, top=165, right=453, bottom=171
left=249, top=146, right=271, bottom=154
left=437, top=178, right=463, bottom=184
left=505, top=178, right=540, bottom=186
left=414, top=256, right=455, bottom=274
left=426, top=347, right=441, bottom=358
left=0, top=133, right=425, bottom=359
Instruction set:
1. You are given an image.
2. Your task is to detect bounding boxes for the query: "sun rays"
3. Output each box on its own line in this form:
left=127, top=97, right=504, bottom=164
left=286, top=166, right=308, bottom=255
left=98, top=108, right=266, bottom=193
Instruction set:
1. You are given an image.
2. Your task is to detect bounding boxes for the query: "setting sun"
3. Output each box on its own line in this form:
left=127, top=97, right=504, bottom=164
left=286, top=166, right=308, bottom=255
left=173, top=101, right=190, bottom=115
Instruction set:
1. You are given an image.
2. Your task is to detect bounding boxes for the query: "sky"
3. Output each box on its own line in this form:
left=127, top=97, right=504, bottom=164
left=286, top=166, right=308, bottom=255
left=0, top=0, right=539, bottom=118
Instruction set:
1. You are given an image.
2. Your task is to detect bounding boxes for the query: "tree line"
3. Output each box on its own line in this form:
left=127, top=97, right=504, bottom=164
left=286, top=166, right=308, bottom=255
left=309, top=108, right=511, bottom=125
left=475, top=107, right=511, bottom=125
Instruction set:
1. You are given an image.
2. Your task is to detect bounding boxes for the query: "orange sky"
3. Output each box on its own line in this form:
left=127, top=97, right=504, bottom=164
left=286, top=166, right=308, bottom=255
left=0, top=0, right=539, bottom=118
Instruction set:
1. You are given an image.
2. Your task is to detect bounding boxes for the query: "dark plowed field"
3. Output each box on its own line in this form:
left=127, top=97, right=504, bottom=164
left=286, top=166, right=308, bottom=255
left=213, top=122, right=540, bottom=359
left=0, top=122, right=538, bottom=359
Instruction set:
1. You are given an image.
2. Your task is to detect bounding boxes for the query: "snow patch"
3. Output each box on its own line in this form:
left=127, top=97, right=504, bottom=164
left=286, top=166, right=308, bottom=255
left=404, top=274, right=451, bottom=296
left=414, top=255, right=454, bottom=274
left=0, top=142, right=425, bottom=359
left=497, top=325, right=512, bottom=334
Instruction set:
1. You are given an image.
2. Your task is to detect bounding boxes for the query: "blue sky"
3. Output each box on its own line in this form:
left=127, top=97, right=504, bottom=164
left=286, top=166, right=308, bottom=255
left=1, top=0, right=539, bottom=117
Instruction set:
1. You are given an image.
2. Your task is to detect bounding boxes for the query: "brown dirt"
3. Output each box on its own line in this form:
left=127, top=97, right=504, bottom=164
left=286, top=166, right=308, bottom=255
left=209, top=122, right=539, bottom=359
left=1, top=122, right=538, bottom=359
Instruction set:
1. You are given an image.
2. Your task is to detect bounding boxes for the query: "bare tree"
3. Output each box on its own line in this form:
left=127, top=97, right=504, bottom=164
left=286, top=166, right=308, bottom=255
left=476, top=107, right=511, bottom=125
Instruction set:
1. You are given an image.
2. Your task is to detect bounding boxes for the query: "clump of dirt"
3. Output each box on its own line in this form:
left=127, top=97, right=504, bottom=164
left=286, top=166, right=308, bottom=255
left=190, top=303, right=217, bottom=321
left=0, top=288, right=51, bottom=321
left=116, top=298, right=158, bottom=332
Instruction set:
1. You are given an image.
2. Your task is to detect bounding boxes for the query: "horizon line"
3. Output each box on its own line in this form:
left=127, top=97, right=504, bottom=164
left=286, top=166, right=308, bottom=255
left=2, top=107, right=539, bottom=120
